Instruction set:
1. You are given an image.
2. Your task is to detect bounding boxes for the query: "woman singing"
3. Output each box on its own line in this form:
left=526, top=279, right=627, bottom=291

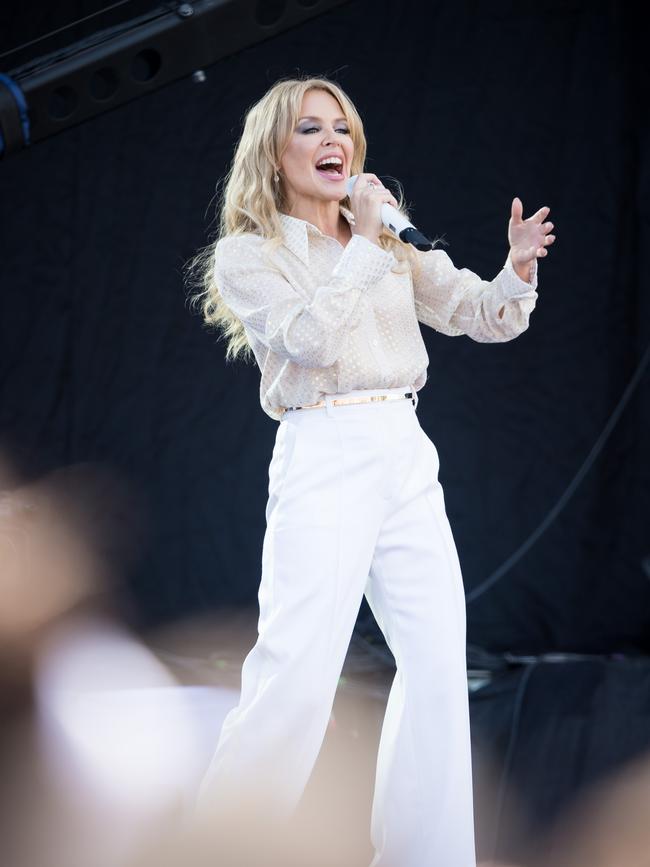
left=186, top=74, right=554, bottom=867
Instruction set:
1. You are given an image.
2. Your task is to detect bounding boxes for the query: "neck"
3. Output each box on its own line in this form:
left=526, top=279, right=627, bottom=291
left=286, top=197, right=344, bottom=239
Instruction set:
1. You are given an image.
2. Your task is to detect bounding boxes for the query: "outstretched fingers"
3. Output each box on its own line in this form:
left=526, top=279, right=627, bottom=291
left=529, top=205, right=551, bottom=223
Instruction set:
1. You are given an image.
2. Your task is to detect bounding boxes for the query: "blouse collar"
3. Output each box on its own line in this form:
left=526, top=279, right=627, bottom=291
left=278, top=205, right=356, bottom=268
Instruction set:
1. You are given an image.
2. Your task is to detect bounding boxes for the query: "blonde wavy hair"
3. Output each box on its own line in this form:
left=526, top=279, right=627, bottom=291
left=184, top=73, right=434, bottom=363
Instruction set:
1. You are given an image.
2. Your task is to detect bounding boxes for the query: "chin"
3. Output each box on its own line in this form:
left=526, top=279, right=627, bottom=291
left=319, top=187, right=346, bottom=201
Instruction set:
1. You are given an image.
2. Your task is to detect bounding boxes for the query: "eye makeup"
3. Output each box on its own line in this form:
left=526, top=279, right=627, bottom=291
left=297, top=116, right=349, bottom=134
left=301, top=126, right=350, bottom=134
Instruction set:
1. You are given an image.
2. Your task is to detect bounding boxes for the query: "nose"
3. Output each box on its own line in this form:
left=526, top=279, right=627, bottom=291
left=323, top=125, right=344, bottom=141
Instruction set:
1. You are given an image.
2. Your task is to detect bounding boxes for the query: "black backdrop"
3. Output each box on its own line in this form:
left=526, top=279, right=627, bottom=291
left=2, top=0, right=647, bottom=652
left=2, top=1, right=649, bottom=861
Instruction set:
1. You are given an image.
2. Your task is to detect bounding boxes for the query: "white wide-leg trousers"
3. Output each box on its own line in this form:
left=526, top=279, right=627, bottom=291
left=195, top=386, right=477, bottom=867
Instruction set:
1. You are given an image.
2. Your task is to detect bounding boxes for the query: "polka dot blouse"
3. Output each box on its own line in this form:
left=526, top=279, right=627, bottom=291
left=214, top=205, right=539, bottom=422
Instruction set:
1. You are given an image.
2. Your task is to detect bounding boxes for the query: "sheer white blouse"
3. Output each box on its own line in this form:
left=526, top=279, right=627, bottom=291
left=214, top=205, right=539, bottom=421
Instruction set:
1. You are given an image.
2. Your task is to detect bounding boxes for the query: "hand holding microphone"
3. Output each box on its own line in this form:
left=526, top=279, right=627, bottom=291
left=348, top=172, right=398, bottom=247
left=346, top=174, right=434, bottom=251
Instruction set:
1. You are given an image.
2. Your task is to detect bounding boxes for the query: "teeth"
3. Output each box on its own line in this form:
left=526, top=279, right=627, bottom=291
left=316, top=157, right=343, bottom=169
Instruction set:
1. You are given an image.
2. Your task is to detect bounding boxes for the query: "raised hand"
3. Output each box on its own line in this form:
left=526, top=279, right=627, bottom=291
left=508, top=197, right=556, bottom=270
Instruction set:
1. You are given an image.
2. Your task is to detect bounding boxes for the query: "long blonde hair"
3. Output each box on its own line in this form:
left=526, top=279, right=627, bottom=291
left=184, top=74, right=433, bottom=363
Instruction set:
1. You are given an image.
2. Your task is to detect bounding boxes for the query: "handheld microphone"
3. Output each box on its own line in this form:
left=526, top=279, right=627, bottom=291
left=345, top=175, right=434, bottom=251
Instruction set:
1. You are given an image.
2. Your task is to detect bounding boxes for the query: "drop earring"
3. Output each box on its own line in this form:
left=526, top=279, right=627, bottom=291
left=274, top=169, right=279, bottom=183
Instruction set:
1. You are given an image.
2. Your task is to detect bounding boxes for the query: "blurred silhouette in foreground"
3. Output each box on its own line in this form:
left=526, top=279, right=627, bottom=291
left=3, top=448, right=650, bottom=867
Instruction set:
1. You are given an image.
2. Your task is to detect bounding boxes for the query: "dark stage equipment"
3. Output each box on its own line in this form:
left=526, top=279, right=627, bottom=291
left=0, top=0, right=349, bottom=159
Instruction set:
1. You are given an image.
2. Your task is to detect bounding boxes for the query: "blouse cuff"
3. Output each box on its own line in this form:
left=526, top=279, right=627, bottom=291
left=330, top=233, right=397, bottom=294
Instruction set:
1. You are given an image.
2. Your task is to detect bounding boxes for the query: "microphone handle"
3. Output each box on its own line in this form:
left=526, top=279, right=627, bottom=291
left=380, top=203, right=434, bottom=252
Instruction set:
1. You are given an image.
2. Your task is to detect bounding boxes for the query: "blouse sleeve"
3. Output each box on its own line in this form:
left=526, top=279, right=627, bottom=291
left=215, top=232, right=397, bottom=368
left=412, top=247, right=539, bottom=342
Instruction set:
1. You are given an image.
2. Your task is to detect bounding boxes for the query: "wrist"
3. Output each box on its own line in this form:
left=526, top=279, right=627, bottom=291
left=510, top=250, right=533, bottom=283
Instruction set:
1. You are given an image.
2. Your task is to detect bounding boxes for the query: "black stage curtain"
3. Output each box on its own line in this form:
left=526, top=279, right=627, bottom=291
left=1, top=1, right=648, bottom=650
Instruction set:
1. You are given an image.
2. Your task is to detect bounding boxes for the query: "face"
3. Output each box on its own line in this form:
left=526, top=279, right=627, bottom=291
left=278, top=89, right=354, bottom=208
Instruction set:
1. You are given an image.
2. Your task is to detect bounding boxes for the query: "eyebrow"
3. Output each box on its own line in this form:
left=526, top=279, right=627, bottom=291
left=298, top=116, right=348, bottom=123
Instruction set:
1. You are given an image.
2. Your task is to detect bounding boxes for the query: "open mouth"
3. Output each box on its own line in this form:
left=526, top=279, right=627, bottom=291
left=315, top=162, right=344, bottom=179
